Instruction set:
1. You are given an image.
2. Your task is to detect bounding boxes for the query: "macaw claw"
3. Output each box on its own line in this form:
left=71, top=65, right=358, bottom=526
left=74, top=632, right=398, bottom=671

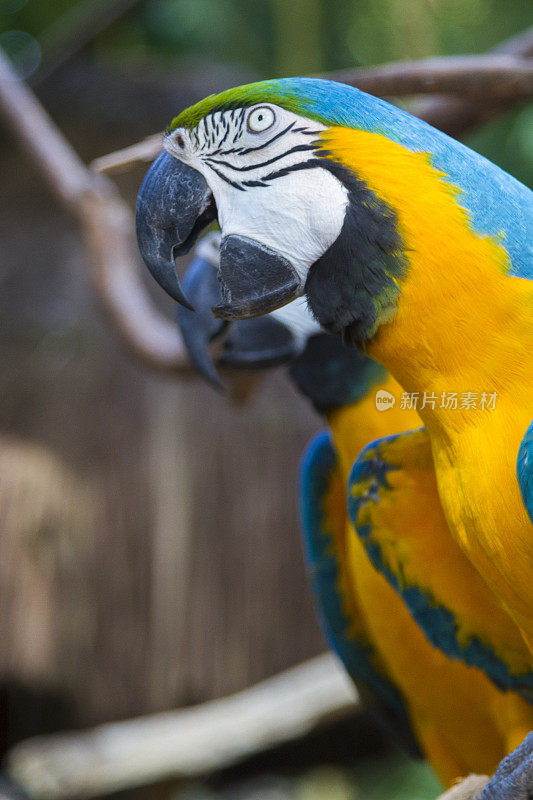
left=479, top=732, right=533, bottom=800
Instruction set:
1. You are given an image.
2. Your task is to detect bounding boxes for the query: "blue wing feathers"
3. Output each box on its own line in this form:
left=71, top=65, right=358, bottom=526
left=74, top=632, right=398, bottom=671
left=518, top=420, right=533, bottom=526
left=348, top=432, right=533, bottom=700
left=299, top=430, right=419, bottom=753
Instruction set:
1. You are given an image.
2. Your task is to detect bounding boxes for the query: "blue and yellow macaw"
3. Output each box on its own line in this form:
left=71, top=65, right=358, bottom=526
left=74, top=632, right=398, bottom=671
left=135, top=78, right=533, bottom=791
left=170, top=234, right=533, bottom=787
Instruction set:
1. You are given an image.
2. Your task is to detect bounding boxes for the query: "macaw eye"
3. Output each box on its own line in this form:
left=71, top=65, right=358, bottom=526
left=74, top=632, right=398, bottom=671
left=247, top=106, right=275, bottom=134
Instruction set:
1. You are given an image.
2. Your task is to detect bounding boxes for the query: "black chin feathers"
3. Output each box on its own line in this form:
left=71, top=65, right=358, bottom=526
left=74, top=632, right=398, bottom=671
left=305, top=160, right=407, bottom=348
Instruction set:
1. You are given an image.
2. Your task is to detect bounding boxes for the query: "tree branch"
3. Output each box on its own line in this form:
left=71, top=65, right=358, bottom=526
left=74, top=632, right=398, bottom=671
left=0, top=47, right=190, bottom=373
left=5, top=654, right=357, bottom=800
left=91, top=132, right=163, bottom=176
left=436, top=775, right=490, bottom=800
left=492, top=25, right=533, bottom=58
left=328, top=54, right=533, bottom=102
left=409, top=27, right=533, bottom=135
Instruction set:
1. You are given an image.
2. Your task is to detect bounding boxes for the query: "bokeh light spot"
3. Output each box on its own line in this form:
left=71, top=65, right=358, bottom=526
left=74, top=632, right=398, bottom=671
left=0, top=29, right=41, bottom=79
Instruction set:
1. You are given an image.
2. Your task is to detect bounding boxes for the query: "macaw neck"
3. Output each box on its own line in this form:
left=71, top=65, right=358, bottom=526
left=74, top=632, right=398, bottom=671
left=320, top=126, right=533, bottom=436
left=367, top=273, right=533, bottom=434
left=324, top=372, right=422, bottom=480
left=289, top=334, right=387, bottom=415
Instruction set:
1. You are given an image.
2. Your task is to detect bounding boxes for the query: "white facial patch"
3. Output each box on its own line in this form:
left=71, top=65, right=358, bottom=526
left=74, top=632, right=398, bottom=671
left=215, top=166, right=348, bottom=280
left=165, top=104, right=349, bottom=282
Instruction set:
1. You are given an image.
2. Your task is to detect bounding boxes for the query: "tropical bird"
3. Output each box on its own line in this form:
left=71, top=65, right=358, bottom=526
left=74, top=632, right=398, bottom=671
left=172, top=234, right=533, bottom=787
left=135, top=78, right=533, bottom=662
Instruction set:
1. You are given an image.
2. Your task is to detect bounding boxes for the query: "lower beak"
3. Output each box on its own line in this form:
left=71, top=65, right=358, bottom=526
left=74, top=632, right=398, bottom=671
left=177, top=241, right=303, bottom=388
left=212, top=235, right=303, bottom=320
left=136, top=150, right=216, bottom=309
left=176, top=252, right=228, bottom=389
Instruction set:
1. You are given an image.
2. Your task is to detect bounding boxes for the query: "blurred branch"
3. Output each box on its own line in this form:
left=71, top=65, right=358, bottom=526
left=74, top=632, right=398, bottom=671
left=328, top=54, right=533, bottom=102
left=436, top=775, right=490, bottom=800
left=93, top=28, right=533, bottom=176
left=0, top=46, right=190, bottom=374
left=92, top=132, right=163, bottom=175
left=5, top=654, right=357, bottom=800
left=492, top=26, right=533, bottom=58
left=410, top=26, right=533, bottom=136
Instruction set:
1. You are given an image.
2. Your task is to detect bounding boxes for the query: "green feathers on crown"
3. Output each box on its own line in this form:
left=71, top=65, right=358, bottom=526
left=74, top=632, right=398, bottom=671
left=169, top=79, right=313, bottom=131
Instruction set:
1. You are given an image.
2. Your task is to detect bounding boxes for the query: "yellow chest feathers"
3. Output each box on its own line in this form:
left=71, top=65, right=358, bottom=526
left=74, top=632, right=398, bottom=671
left=320, top=126, right=533, bottom=400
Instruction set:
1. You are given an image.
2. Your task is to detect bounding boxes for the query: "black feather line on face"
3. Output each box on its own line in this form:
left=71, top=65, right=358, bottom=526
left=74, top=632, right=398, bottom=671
left=205, top=162, right=246, bottom=190
left=204, top=156, right=321, bottom=191
left=214, top=121, right=295, bottom=158
left=235, top=108, right=246, bottom=141
left=205, top=143, right=316, bottom=172
left=241, top=179, right=269, bottom=187
left=291, top=128, right=324, bottom=136
left=259, top=158, right=322, bottom=183
left=305, top=158, right=407, bottom=348
left=218, top=117, right=231, bottom=147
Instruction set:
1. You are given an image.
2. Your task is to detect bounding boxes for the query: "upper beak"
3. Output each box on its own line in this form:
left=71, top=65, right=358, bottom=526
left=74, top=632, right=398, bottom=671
left=136, top=150, right=216, bottom=309
left=213, top=235, right=304, bottom=320
left=137, top=152, right=302, bottom=319
left=177, top=240, right=302, bottom=387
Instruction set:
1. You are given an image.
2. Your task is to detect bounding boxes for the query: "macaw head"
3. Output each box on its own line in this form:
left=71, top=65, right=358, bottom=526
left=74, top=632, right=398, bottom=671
left=177, top=232, right=387, bottom=411
left=137, top=78, right=408, bottom=346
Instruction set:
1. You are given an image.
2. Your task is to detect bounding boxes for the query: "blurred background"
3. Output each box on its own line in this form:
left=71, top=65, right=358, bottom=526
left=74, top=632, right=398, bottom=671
left=0, top=1, right=532, bottom=798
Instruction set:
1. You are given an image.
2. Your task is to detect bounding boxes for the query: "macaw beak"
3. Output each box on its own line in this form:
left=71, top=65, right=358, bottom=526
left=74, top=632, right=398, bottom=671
left=136, top=150, right=216, bottom=309
left=176, top=250, right=228, bottom=388
left=137, top=152, right=302, bottom=317
left=177, top=250, right=302, bottom=387
left=212, top=235, right=303, bottom=320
